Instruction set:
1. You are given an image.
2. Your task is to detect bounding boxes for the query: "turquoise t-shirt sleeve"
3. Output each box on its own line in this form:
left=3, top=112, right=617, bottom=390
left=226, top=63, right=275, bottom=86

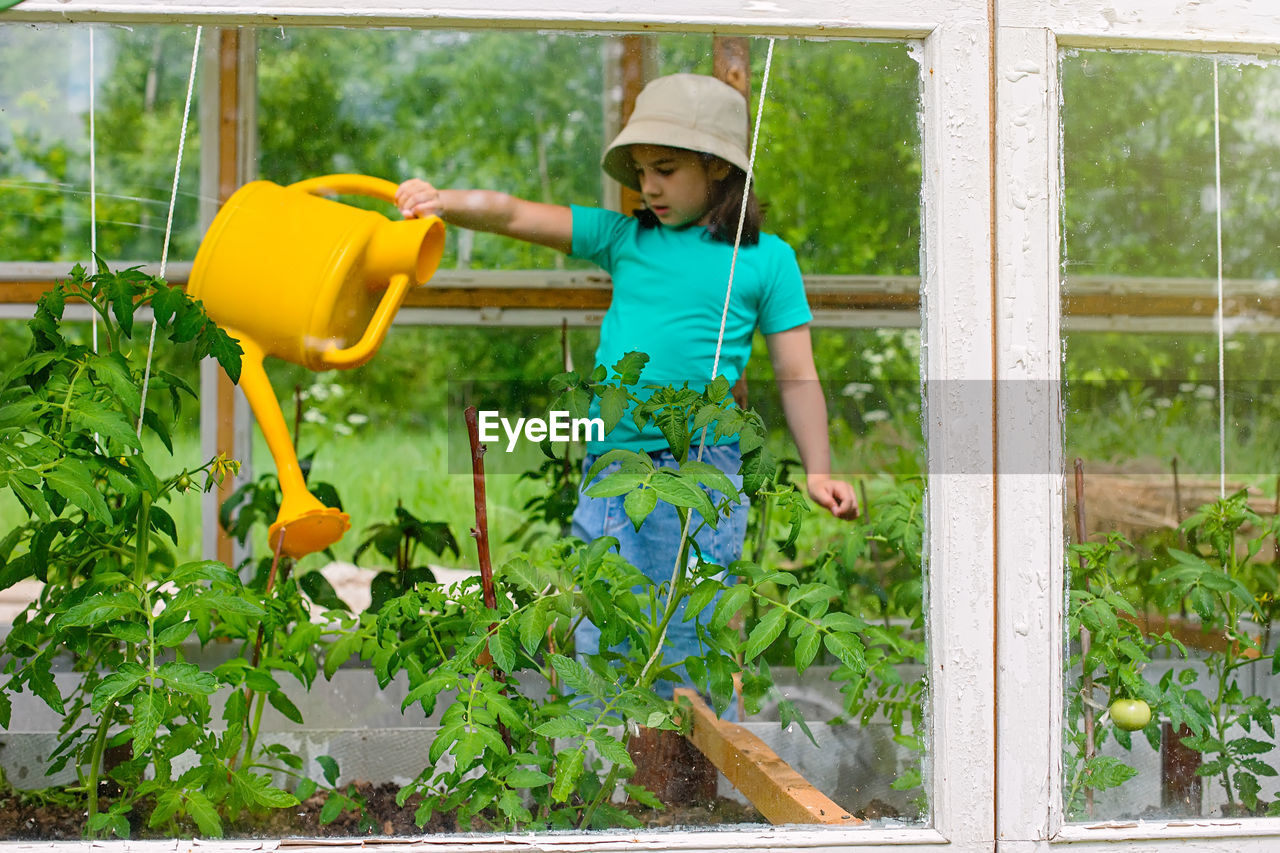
left=570, top=205, right=632, bottom=272
left=757, top=238, right=813, bottom=334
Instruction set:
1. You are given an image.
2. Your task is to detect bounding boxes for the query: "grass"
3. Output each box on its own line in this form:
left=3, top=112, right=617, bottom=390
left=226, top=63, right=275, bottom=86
left=0, top=427, right=561, bottom=577
left=0, top=419, right=893, bottom=583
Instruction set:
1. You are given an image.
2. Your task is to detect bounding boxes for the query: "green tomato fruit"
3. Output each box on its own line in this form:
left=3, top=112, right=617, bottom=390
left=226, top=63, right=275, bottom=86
left=1109, top=698, right=1151, bottom=731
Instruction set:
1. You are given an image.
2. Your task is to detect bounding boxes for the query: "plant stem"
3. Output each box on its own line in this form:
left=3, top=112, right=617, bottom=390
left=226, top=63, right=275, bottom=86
left=242, top=689, right=269, bottom=770
left=1074, top=458, right=1095, bottom=817
left=85, top=704, right=115, bottom=836
left=56, top=359, right=90, bottom=440
left=579, top=760, right=624, bottom=829
left=232, top=528, right=286, bottom=772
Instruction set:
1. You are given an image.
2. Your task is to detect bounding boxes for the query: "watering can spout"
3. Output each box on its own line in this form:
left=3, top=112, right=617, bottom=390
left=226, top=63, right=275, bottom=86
left=366, top=217, right=444, bottom=288
left=190, top=174, right=446, bottom=559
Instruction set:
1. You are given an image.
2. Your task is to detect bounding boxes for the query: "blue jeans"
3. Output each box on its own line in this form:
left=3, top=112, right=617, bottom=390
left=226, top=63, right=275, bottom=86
left=572, top=442, right=748, bottom=709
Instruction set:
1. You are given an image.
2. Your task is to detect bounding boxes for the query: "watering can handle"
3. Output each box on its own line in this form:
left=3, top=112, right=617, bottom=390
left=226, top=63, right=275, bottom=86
left=288, top=175, right=442, bottom=370
left=287, top=173, right=401, bottom=206
left=317, top=273, right=412, bottom=370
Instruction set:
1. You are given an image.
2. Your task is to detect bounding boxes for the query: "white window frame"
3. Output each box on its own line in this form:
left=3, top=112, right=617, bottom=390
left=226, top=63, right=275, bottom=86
left=7, top=3, right=994, bottom=850
left=23, top=2, right=1280, bottom=852
left=995, top=2, right=1280, bottom=852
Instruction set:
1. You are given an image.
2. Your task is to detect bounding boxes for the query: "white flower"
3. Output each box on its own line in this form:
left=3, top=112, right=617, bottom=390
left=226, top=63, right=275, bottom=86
left=842, top=382, right=874, bottom=398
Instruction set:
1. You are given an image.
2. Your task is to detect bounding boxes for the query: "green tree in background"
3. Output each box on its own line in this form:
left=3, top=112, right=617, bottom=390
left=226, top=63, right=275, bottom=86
left=0, top=25, right=204, bottom=263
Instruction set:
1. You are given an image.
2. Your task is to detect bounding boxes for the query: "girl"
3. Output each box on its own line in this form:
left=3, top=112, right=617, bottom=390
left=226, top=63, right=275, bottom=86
left=396, top=72, right=857, bottom=697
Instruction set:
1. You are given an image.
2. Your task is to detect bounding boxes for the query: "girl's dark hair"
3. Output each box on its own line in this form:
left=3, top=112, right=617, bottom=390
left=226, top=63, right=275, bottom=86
left=633, top=156, right=763, bottom=245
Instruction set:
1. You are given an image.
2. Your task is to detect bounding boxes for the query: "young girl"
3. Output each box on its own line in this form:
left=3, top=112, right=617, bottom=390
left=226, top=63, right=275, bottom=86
left=397, top=72, right=857, bottom=698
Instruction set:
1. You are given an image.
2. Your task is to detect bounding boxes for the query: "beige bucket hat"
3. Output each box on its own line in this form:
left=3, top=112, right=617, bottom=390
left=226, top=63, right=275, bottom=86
left=601, top=74, right=750, bottom=191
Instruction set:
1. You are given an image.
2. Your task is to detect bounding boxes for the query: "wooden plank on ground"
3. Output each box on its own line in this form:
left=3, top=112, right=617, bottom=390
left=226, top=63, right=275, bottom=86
left=673, top=687, right=861, bottom=826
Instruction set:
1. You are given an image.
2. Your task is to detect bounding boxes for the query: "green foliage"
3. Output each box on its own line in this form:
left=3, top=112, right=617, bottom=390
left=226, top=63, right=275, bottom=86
left=0, top=27, right=206, bottom=263
left=1064, top=491, right=1280, bottom=819
left=1063, top=531, right=1204, bottom=819
left=312, top=353, right=873, bottom=830
left=1163, top=493, right=1280, bottom=815
left=0, top=266, right=366, bottom=837
left=773, top=475, right=927, bottom=813
left=353, top=502, right=460, bottom=613
left=1063, top=52, right=1280, bottom=281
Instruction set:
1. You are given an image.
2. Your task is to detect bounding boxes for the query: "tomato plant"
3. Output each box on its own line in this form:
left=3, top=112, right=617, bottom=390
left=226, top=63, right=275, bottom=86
left=313, top=353, right=873, bottom=830
left=0, top=265, right=352, bottom=837
left=1155, top=492, right=1280, bottom=815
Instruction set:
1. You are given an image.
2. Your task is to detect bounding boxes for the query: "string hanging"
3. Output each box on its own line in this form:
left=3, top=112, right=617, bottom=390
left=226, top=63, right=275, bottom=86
left=695, top=36, right=776, bottom=466
left=137, top=25, right=203, bottom=438
left=89, top=27, right=98, bottom=354
left=1212, top=60, right=1226, bottom=499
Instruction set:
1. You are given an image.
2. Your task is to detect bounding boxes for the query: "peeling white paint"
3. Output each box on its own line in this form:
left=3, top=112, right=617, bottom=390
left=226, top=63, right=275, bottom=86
left=1005, top=60, right=1042, bottom=80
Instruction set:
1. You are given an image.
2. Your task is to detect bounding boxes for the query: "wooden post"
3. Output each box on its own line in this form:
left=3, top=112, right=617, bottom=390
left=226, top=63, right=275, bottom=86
left=627, top=723, right=718, bottom=805
left=617, top=35, right=649, bottom=216
left=1161, top=723, right=1202, bottom=814
left=713, top=37, right=751, bottom=100
left=713, top=37, right=751, bottom=410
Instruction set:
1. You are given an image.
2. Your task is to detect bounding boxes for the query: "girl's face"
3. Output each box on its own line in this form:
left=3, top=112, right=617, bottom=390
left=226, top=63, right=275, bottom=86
left=630, top=144, right=730, bottom=228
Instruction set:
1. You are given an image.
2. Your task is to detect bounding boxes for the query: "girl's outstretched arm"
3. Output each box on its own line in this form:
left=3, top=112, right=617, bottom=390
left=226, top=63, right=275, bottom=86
left=395, top=179, right=573, bottom=254
left=765, top=324, right=860, bottom=519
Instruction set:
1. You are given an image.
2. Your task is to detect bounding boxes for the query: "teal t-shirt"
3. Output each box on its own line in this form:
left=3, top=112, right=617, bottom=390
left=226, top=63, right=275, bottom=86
left=570, top=205, right=812, bottom=452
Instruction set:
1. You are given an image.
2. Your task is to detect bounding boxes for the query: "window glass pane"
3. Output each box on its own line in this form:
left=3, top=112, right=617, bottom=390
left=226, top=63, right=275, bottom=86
left=0, top=23, right=205, bottom=263
left=1062, top=49, right=1280, bottom=822
left=0, top=25, right=925, bottom=839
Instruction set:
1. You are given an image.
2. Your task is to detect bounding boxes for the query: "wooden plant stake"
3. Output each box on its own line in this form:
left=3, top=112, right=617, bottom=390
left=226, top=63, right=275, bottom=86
left=464, top=405, right=514, bottom=750
left=464, top=406, right=498, bottom=613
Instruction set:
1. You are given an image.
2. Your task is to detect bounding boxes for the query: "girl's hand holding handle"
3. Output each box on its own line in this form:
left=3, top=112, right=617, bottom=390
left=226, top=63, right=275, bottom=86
left=396, top=178, right=444, bottom=220
left=807, top=473, right=860, bottom=520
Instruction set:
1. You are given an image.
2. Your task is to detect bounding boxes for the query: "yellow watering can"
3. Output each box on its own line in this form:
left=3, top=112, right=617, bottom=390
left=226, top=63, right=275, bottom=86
left=190, top=174, right=445, bottom=559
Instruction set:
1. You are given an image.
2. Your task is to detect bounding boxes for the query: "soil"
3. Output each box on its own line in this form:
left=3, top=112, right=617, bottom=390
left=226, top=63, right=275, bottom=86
left=0, top=782, right=770, bottom=841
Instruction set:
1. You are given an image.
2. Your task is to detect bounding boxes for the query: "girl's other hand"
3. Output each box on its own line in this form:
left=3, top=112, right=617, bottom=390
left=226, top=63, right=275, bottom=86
left=807, top=474, right=860, bottom=520
left=396, top=178, right=443, bottom=220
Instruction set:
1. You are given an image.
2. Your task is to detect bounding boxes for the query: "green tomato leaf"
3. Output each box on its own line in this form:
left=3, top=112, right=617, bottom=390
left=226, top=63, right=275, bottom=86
left=550, top=654, right=613, bottom=701
left=679, top=458, right=738, bottom=498
left=585, top=471, right=646, bottom=498
left=316, top=754, right=340, bottom=786
left=623, top=486, right=658, bottom=531
left=505, top=768, right=554, bottom=788
left=131, top=690, right=165, bottom=758
left=795, top=625, right=822, bottom=675
left=57, top=592, right=143, bottom=627
left=158, top=661, right=217, bottom=696
left=490, top=625, right=516, bottom=673
left=551, top=746, right=585, bottom=803
left=743, top=607, right=787, bottom=661
left=534, top=716, right=587, bottom=739
left=91, top=663, right=147, bottom=713
left=823, top=632, right=868, bottom=673
left=268, top=690, right=305, bottom=725
left=45, top=459, right=114, bottom=525
left=87, top=352, right=142, bottom=413
left=598, top=385, right=629, bottom=434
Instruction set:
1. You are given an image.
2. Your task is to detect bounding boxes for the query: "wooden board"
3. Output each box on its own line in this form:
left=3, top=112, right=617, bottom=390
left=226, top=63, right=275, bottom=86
left=673, top=688, right=861, bottom=826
